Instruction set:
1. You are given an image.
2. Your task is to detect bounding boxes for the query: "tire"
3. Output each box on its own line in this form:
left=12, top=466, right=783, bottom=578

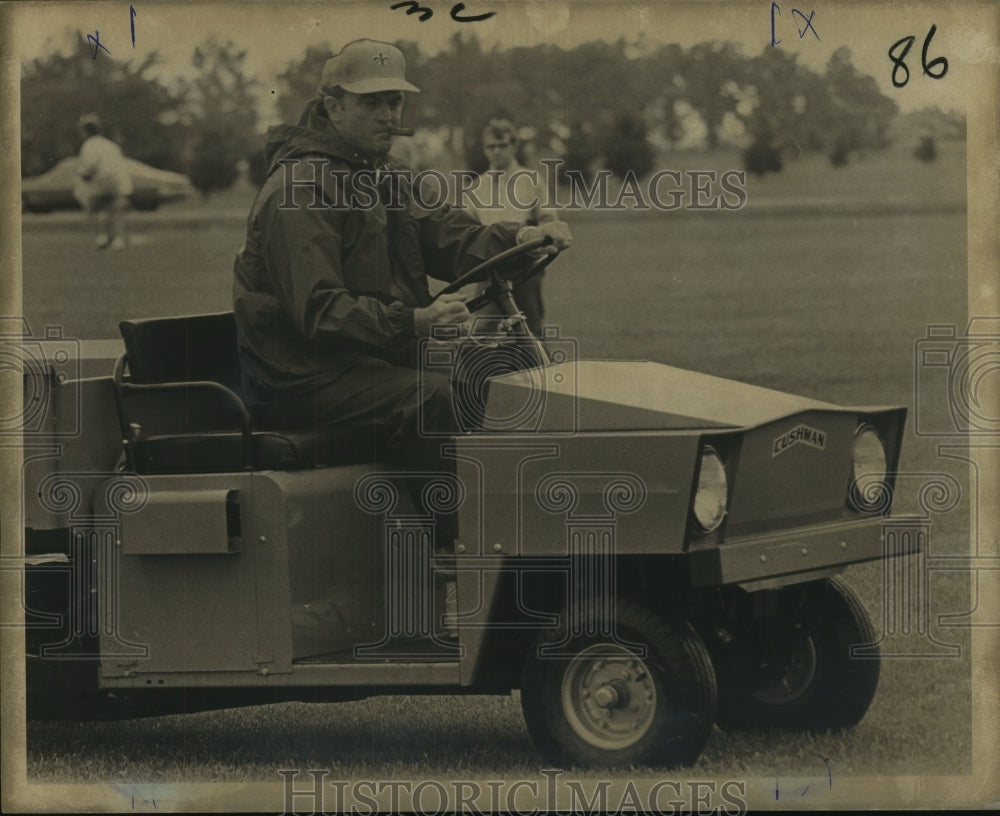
left=716, top=576, right=880, bottom=732
left=520, top=599, right=717, bottom=769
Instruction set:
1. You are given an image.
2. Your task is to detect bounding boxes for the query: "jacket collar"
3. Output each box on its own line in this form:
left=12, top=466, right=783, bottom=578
left=297, top=96, right=378, bottom=167
left=265, top=96, right=391, bottom=173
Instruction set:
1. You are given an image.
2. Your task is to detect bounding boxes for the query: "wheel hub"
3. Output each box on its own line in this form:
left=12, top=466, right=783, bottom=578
left=562, top=645, right=657, bottom=750
left=751, top=636, right=818, bottom=705
left=593, top=679, right=629, bottom=709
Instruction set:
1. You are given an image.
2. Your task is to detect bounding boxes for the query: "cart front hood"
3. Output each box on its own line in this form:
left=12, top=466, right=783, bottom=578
left=484, top=360, right=846, bottom=432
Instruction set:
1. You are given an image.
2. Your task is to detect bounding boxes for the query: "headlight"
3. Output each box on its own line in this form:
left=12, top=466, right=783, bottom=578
left=692, top=446, right=728, bottom=534
left=849, top=424, right=888, bottom=512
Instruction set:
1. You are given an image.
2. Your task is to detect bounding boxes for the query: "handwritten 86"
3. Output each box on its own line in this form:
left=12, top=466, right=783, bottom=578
left=888, top=24, right=948, bottom=88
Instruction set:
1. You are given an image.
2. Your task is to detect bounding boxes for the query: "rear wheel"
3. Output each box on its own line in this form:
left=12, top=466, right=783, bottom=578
left=520, top=599, right=717, bottom=768
left=715, top=576, right=880, bottom=731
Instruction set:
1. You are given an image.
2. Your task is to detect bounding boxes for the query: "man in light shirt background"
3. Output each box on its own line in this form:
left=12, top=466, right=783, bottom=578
left=467, top=118, right=560, bottom=338
left=73, top=114, right=134, bottom=250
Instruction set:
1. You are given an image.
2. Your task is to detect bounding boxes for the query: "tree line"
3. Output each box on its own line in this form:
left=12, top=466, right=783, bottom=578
left=21, top=35, right=257, bottom=195
left=22, top=32, right=925, bottom=194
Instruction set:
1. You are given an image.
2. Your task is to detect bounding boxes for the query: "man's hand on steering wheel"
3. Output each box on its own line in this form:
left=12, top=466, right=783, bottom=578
left=516, top=220, right=573, bottom=254
left=427, top=219, right=573, bottom=322
left=414, top=292, right=470, bottom=338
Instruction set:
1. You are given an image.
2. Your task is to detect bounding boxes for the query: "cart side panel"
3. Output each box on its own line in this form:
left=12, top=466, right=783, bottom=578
left=454, top=433, right=700, bottom=557
left=261, top=467, right=387, bottom=662
left=95, top=472, right=272, bottom=680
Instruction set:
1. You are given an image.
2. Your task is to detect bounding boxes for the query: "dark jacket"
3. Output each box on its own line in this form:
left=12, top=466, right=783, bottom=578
left=233, top=98, right=518, bottom=396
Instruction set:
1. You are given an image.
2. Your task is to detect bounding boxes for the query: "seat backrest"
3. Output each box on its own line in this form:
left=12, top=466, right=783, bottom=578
left=119, top=312, right=241, bottom=393
left=114, top=312, right=391, bottom=473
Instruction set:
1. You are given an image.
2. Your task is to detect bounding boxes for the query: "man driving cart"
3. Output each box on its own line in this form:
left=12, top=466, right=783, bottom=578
left=232, top=39, right=571, bottom=565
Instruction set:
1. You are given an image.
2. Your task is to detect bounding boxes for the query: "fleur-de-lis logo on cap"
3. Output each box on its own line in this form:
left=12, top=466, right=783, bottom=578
left=373, top=52, right=388, bottom=67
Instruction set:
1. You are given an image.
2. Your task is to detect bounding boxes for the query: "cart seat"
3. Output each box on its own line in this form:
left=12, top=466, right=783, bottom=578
left=114, top=312, right=387, bottom=474
left=126, top=426, right=387, bottom=474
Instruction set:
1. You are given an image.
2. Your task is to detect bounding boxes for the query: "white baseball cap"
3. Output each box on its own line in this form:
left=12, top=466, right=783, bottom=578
left=321, top=39, right=420, bottom=94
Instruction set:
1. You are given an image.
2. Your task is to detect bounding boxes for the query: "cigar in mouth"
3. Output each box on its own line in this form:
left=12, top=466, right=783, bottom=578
left=386, top=125, right=415, bottom=137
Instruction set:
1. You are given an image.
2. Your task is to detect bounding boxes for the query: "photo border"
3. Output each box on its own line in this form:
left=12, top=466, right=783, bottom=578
left=2, top=0, right=997, bottom=811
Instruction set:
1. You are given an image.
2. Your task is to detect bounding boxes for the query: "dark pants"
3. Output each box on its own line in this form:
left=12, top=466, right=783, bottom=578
left=247, top=357, right=459, bottom=549
left=514, top=272, right=545, bottom=338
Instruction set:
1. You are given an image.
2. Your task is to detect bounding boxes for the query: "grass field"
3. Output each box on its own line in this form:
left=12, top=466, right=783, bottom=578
left=19, top=143, right=975, bottom=787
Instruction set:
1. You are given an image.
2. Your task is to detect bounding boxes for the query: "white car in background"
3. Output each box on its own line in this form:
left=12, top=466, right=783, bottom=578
left=21, top=157, right=196, bottom=213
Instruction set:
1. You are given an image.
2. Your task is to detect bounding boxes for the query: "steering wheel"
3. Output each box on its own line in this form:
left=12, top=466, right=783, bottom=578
left=431, top=236, right=558, bottom=313
left=428, top=237, right=560, bottom=427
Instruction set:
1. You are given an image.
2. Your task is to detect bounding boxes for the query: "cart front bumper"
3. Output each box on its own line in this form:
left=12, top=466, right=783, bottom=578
left=689, top=515, right=923, bottom=588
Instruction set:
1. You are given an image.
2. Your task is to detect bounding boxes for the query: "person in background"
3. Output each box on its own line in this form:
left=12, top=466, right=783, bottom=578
left=73, top=114, right=133, bottom=250
left=468, top=118, right=560, bottom=338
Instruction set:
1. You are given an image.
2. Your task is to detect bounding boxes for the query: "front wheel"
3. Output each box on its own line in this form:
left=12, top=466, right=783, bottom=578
left=715, top=576, right=880, bottom=732
left=520, top=600, right=717, bottom=769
